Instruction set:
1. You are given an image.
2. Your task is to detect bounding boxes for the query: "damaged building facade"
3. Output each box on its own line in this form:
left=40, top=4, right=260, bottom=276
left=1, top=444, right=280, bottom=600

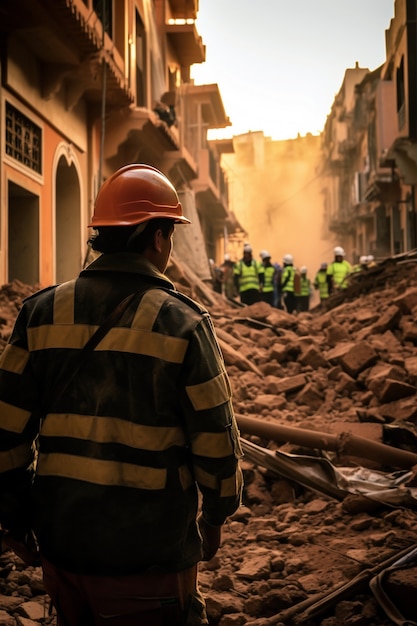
left=322, top=0, right=417, bottom=263
left=0, top=0, right=238, bottom=287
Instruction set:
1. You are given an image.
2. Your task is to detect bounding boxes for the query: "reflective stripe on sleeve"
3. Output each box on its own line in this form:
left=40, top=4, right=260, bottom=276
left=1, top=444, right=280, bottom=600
left=41, top=414, right=186, bottom=450
left=37, top=453, right=167, bottom=490
left=186, top=372, right=231, bottom=411
left=194, top=464, right=242, bottom=497
left=178, top=464, right=194, bottom=491
left=0, top=443, right=33, bottom=472
left=192, top=431, right=235, bottom=458
left=0, top=344, right=29, bottom=374
left=221, top=467, right=243, bottom=497
left=193, top=465, right=217, bottom=490
left=0, top=400, right=32, bottom=433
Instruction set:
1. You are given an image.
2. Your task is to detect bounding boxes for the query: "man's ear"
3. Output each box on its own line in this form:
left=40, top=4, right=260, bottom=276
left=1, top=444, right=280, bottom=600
left=153, top=228, right=163, bottom=253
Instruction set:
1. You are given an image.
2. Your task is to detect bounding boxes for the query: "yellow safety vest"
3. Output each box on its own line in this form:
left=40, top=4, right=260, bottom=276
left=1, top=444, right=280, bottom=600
left=234, top=260, right=264, bottom=293
left=263, top=265, right=275, bottom=293
left=314, top=270, right=329, bottom=299
left=281, top=265, right=296, bottom=293
left=327, top=260, right=352, bottom=289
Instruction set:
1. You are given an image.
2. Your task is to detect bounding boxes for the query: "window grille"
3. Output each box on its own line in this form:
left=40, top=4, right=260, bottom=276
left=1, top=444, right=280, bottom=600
left=5, top=102, right=42, bottom=174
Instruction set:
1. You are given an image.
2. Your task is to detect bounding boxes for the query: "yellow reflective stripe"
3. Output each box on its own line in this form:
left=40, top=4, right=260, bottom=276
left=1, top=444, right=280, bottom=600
left=27, top=324, right=97, bottom=351
left=41, top=414, right=186, bottom=450
left=186, top=372, right=231, bottom=411
left=131, top=289, right=169, bottom=330
left=178, top=464, right=193, bottom=491
left=193, top=465, right=217, bottom=490
left=0, top=443, right=33, bottom=472
left=0, top=344, right=29, bottom=374
left=221, top=467, right=243, bottom=497
left=0, top=400, right=32, bottom=433
left=27, top=324, right=188, bottom=361
left=54, top=280, right=76, bottom=324
left=192, top=431, right=234, bottom=458
left=194, top=465, right=241, bottom=497
left=37, top=453, right=167, bottom=489
left=98, top=328, right=188, bottom=362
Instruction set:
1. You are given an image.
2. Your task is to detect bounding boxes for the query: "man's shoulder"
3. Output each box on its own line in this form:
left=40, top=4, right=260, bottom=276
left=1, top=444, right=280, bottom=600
left=159, top=287, right=208, bottom=316
left=22, top=285, right=56, bottom=305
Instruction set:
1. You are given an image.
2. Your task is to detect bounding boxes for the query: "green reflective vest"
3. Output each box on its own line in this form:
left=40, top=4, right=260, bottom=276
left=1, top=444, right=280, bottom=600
left=263, top=265, right=275, bottom=293
left=281, top=265, right=296, bottom=293
left=314, top=270, right=329, bottom=299
left=299, top=276, right=311, bottom=296
left=327, top=260, right=352, bottom=289
left=234, top=259, right=264, bottom=293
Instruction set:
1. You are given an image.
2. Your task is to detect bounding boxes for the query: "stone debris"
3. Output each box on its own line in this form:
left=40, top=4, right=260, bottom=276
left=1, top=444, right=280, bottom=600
left=1, top=257, right=417, bottom=624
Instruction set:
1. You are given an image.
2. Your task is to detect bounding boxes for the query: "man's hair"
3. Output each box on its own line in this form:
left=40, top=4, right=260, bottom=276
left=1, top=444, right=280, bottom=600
left=89, top=218, right=175, bottom=253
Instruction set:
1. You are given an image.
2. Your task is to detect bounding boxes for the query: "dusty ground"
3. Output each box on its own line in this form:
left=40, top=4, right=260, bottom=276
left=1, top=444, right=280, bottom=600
left=1, top=256, right=417, bottom=625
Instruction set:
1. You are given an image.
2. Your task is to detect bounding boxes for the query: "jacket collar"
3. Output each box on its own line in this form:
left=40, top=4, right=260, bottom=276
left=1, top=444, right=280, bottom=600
left=80, top=252, right=176, bottom=290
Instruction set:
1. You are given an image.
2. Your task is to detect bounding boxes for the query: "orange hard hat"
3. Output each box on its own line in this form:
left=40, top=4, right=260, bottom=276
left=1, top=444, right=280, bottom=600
left=88, top=164, right=191, bottom=227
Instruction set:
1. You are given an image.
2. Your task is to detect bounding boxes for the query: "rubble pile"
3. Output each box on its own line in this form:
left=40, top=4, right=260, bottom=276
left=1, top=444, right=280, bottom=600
left=1, top=257, right=417, bottom=625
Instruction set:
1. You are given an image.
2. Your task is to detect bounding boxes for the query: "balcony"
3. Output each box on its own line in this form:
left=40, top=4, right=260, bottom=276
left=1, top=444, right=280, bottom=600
left=384, top=138, right=417, bottom=185
left=169, top=0, right=199, bottom=20
left=104, top=108, right=181, bottom=173
left=166, top=20, right=206, bottom=67
left=192, top=148, right=228, bottom=220
left=355, top=202, right=374, bottom=222
left=0, top=0, right=133, bottom=111
left=329, top=213, right=355, bottom=235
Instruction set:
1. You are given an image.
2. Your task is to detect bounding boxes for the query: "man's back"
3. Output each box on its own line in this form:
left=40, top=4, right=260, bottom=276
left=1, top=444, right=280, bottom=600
left=2, top=252, right=241, bottom=575
left=0, top=164, right=243, bottom=626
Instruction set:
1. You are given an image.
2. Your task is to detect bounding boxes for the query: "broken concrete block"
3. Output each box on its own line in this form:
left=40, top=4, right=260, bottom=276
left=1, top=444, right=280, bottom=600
left=369, top=304, right=402, bottom=334
left=274, top=374, right=307, bottom=395
left=339, top=342, right=378, bottom=377
left=369, top=378, right=417, bottom=403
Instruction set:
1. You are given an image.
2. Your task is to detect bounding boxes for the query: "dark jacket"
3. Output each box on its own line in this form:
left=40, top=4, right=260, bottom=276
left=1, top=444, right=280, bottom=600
left=0, top=252, right=242, bottom=575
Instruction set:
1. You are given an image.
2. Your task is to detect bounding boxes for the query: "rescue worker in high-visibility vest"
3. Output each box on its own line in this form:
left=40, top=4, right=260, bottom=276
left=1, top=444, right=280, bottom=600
left=314, top=262, right=330, bottom=303
left=327, top=246, right=352, bottom=293
left=0, top=164, right=243, bottom=626
left=233, top=244, right=264, bottom=305
left=259, top=250, right=276, bottom=306
left=281, top=253, right=297, bottom=314
left=352, top=255, right=368, bottom=273
left=295, top=266, right=311, bottom=312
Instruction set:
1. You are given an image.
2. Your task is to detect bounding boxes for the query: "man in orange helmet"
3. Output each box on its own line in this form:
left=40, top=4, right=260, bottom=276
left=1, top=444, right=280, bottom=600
left=0, top=164, right=243, bottom=626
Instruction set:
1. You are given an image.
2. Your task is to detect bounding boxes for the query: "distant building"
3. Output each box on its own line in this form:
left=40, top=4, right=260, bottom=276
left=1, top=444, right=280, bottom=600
left=321, top=0, right=417, bottom=262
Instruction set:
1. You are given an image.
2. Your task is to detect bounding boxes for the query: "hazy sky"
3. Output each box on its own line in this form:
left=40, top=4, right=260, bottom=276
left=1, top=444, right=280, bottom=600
left=191, top=0, right=395, bottom=140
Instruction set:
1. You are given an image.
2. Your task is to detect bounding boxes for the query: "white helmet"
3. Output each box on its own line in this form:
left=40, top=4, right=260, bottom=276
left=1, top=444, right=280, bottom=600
left=260, top=250, right=271, bottom=260
left=300, top=266, right=307, bottom=273
left=334, top=246, right=345, bottom=257
left=243, top=244, right=252, bottom=253
left=359, top=255, right=368, bottom=264
left=367, top=254, right=374, bottom=262
left=283, top=253, right=293, bottom=264
left=224, top=253, right=231, bottom=261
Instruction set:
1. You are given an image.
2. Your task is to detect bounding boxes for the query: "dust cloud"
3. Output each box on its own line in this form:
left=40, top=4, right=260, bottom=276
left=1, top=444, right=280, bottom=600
left=223, top=132, right=336, bottom=306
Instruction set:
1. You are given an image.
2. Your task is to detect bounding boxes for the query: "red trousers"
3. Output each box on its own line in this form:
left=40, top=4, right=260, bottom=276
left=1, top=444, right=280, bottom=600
left=41, top=557, right=206, bottom=626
